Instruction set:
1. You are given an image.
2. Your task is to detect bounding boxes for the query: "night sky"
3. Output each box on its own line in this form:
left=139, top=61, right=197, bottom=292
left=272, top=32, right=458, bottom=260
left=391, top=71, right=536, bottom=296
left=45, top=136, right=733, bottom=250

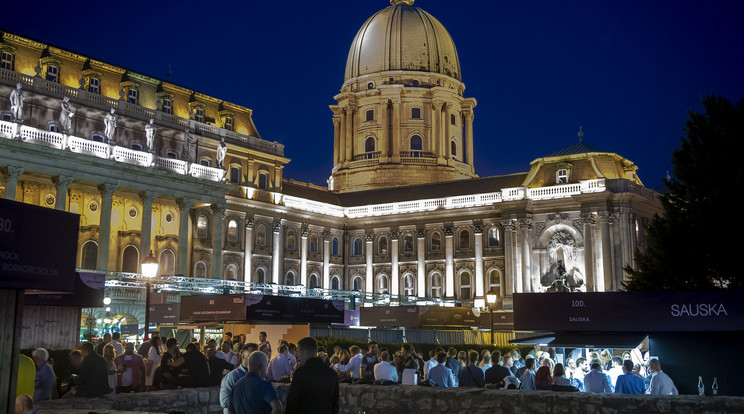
left=3, top=0, right=743, bottom=190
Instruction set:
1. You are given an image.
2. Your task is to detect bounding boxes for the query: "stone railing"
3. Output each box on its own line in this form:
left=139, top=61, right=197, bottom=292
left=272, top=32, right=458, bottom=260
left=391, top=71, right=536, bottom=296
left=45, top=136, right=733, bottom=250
left=0, top=120, right=226, bottom=182
left=0, top=67, right=284, bottom=157
left=400, top=150, right=437, bottom=164
left=36, top=383, right=744, bottom=414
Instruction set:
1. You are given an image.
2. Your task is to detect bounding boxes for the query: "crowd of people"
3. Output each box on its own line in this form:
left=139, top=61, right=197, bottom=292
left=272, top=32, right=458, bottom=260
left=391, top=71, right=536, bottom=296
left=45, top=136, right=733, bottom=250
left=14, top=333, right=680, bottom=414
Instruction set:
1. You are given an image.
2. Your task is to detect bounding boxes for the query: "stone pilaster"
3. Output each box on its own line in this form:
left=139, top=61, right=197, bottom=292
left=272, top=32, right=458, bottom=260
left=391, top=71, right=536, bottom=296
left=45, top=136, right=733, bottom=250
left=211, top=203, right=226, bottom=279
left=444, top=225, right=454, bottom=298
left=390, top=231, right=399, bottom=296
left=519, top=218, right=533, bottom=292
left=96, top=183, right=118, bottom=271
left=322, top=231, right=331, bottom=289
left=301, top=224, right=309, bottom=286
left=473, top=222, right=484, bottom=299
left=365, top=233, right=374, bottom=293
left=139, top=191, right=157, bottom=272
left=465, top=112, right=475, bottom=168
left=176, top=198, right=193, bottom=276
left=271, top=218, right=282, bottom=284
left=244, top=215, right=254, bottom=282
left=416, top=228, right=426, bottom=297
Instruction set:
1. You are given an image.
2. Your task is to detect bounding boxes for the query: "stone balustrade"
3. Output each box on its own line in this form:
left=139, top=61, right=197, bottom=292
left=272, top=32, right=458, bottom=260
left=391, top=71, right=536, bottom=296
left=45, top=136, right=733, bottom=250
left=36, top=383, right=744, bottom=414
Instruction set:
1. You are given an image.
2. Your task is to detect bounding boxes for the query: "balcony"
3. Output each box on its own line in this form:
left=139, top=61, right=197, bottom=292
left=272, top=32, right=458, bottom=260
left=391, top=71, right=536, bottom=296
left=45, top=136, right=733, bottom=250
left=400, top=150, right=437, bottom=164
left=350, top=151, right=381, bottom=167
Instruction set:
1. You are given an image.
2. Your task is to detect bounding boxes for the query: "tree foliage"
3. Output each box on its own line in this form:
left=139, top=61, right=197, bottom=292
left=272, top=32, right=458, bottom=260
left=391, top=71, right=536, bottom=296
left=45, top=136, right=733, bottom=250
left=624, top=95, right=744, bottom=291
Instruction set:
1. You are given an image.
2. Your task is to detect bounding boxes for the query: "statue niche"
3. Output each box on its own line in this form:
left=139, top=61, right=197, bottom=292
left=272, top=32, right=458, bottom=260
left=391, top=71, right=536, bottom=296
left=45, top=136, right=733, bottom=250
left=541, top=231, right=585, bottom=292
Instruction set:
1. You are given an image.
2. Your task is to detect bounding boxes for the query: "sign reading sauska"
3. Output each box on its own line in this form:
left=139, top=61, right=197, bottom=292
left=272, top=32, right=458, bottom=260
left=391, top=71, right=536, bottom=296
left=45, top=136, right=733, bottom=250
left=670, top=303, right=728, bottom=317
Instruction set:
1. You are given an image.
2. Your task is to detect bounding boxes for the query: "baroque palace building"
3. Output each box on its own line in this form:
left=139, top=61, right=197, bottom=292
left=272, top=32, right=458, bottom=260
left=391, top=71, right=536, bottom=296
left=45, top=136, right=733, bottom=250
left=1, top=0, right=661, bottom=331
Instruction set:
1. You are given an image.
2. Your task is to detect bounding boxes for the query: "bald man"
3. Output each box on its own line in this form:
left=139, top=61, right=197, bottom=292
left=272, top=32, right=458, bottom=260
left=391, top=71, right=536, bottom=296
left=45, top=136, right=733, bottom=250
left=231, top=351, right=281, bottom=414
left=15, top=394, right=39, bottom=414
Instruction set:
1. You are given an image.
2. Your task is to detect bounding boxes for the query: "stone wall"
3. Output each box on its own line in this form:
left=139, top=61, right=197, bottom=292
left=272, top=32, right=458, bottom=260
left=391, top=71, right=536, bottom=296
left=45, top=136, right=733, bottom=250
left=37, top=384, right=744, bottom=414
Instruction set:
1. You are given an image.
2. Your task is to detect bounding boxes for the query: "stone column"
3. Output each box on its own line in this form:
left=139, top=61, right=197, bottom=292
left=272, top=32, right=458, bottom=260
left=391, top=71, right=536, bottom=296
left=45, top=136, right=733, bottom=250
left=444, top=104, right=452, bottom=159
left=332, top=116, right=341, bottom=166
left=444, top=226, right=455, bottom=298
left=580, top=213, right=595, bottom=291
left=432, top=101, right=442, bottom=158
left=473, top=223, right=484, bottom=299
left=380, top=100, right=389, bottom=161
left=520, top=218, right=533, bottom=292
left=52, top=175, right=73, bottom=211
left=244, top=216, right=253, bottom=282
left=598, top=211, right=614, bottom=291
left=2, top=166, right=23, bottom=200
left=344, top=107, right=353, bottom=163
left=176, top=198, right=193, bottom=276
left=617, top=208, right=632, bottom=288
left=211, top=203, right=226, bottom=279
left=322, top=232, right=331, bottom=289
left=247, top=160, right=255, bottom=185
left=339, top=108, right=347, bottom=164
left=391, top=232, right=400, bottom=296
left=273, top=165, right=282, bottom=190
left=96, top=183, right=118, bottom=271
left=365, top=233, right=374, bottom=293
left=501, top=219, right=518, bottom=294
left=271, top=218, right=282, bottom=284
left=416, top=229, right=426, bottom=298
left=391, top=99, right=401, bottom=162
left=301, top=224, right=309, bottom=286
left=139, top=191, right=157, bottom=272
left=465, top=112, right=475, bottom=168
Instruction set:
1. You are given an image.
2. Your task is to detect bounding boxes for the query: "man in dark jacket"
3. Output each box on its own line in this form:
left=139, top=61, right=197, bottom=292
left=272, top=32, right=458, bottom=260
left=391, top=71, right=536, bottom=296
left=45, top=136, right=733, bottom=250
left=182, top=343, right=210, bottom=388
left=485, top=351, right=512, bottom=387
left=286, top=337, right=339, bottom=414
left=77, top=342, right=112, bottom=398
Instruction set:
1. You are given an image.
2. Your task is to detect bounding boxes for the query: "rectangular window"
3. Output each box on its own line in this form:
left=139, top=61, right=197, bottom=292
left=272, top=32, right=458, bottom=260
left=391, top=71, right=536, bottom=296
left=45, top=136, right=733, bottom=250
left=46, top=65, right=59, bottom=82
left=224, top=116, right=234, bottom=131
left=88, top=77, right=100, bottom=94
left=258, top=172, right=269, bottom=190
left=0, top=52, right=14, bottom=70
left=163, top=99, right=173, bottom=114
left=451, top=114, right=456, bottom=125
left=557, top=169, right=568, bottom=184
left=127, top=89, right=138, bottom=104
left=365, top=110, right=374, bottom=122
left=195, top=108, right=205, bottom=123
left=229, top=167, right=241, bottom=184
left=200, top=159, right=211, bottom=167
left=411, top=107, right=421, bottom=119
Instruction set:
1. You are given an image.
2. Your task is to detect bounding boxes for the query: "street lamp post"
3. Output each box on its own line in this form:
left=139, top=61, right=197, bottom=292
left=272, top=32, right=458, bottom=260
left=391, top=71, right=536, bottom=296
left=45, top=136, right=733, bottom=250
left=486, top=288, right=497, bottom=345
left=141, top=250, right=159, bottom=341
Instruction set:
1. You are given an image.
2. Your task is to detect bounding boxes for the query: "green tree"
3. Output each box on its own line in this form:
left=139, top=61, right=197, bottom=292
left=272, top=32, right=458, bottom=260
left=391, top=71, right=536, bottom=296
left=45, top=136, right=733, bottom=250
left=624, top=95, right=744, bottom=291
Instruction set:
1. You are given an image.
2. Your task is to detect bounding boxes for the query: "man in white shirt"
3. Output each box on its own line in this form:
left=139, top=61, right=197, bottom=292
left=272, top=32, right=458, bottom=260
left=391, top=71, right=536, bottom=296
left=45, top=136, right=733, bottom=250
left=424, top=350, right=438, bottom=380
left=265, top=344, right=293, bottom=382
left=338, top=345, right=363, bottom=380
left=374, top=351, right=398, bottom=383
left=109, top=332, right=124, bottom=356
left=646, top=359, right=678, bottom=395
left=607, top=356, right=624, bottom=387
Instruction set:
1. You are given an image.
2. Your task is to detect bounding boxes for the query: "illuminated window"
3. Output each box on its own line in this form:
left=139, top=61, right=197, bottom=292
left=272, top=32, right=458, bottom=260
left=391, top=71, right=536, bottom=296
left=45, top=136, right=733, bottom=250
left=256, top=268, right=266, bottom=283
left=159, top=249, right=175, bottom=276
left=431, top=231, right=441, bottom=251
left=365, top=110, right=374, bottom=122
left=46, top=64, right=59, bottom=82
left=127, top=88, right=138, bottom=105
left=196, top=214, right=208, bottom=239
left=378, top=236, right=388, bottom=255
left=226, top=264, right=238, bottom=280
left=310, top=234, right=318, bottom=253
left=365, top=137, right=375, bottom=153
left=162, top=98, right=173, bottom=115
left=411, top=107, right=421, bottom=119
left=227, top=220, right=238, bottom=243
left=285, top=271, right=296, bottom=286
left=256, top=224, right=267, bottom=246
left=377, top=274, right=389, bottom=293
left=258, top=172, right=269, bottom=190
left=403, top=274, right=415, bottom=296
left=352, top=275, right=364, bottom=291
left=403, top=234, right=414, bottom=253
left=88, top=77, right=100, bottom=94
left=557, top=169, right=568, bottom=184
left=353, top=238, right=363, bottom=256
left=331, top=275, right=340, bottom=290
left=487, top=228, right=500, bottom=247
left=332, top=238, right=339, bottom=256
left=195, top=108, right=205, bottom=123
left=410, top=135, right=422, bottom=151
left=224, top=116, right=234, bottom=131
left=229, top=166, right=241, bottom=184
left=460, top=272, right=472, bottom=300
left=489, top=269, right=501, bottom=299
left=287, top=230, right=296, bottom=250
left=309, top=273, right=319, bottom=288
left=0, top=51, right=14, bottom=70
left=451, top=113, right=456, bottom=125
left=121, top=245, right=139, bottom=273
left=194, top=261, right=207, bottom=278
left=430, top=273, right=443, bottom=298
left=81, top=240, right=98, bottom=270
left=459, top=229, right=470, bottom=249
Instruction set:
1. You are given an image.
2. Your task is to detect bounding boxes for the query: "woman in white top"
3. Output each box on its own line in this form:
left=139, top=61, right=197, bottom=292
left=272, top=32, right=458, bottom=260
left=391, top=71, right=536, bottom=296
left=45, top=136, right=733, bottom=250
left=103, top=343, right=118, bottom=395
left=145, top=336, right=162, bottom=391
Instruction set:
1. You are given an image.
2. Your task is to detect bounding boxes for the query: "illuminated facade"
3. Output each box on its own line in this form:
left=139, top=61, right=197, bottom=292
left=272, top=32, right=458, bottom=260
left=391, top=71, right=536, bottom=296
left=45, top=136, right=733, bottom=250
left=1, top=0, right=660, bottom=332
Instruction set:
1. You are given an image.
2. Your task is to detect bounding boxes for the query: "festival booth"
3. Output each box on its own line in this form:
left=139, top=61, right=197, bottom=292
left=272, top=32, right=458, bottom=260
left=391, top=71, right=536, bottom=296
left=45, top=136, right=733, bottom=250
left=510, top=291, right=744, bottom=396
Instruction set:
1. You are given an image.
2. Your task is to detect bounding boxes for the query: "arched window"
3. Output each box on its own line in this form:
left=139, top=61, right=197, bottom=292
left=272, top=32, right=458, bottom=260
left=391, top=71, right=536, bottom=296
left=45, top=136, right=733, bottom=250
left=227, top=220, right=238, bottom=243
left=159, top=249, right=175, bottom=276
left=256, top=224, right=267, bottom=246
left=131, top=143, right=143, bottom=151
left=226, top=264, right=238, bottom=280
left=488, top=269, right=502, bottom=300
left=403, top=234, right=414, bottom=253
left=286, top=229, right=296, bottom=250
left=229, top=166, right=241, bottom=184
left=332, top=238, right=339, bottom=256
left=430, top=232, right=441, bottom=251
left=403, top=274, right=415, bottom=296
left=196, top=214, right=208, bottom=239
left=309, top=273, right=319, bottom=289
left=91, top=133, right=105, bottom=142
left=331, top=275, right=341, bottom=290
left=377, top=274, right=389, bottom=293
left=256, top=268, right=267, bottom=284
left=310, top=234, right=318, bottom=253
left=258, top=172, right=269, bottom=190
left=194, top=261, right=207, bottom=278
left=487, top=227, right=500, bottom=247
left=378, top=236, right=388, bottom=255
left=460, top=271, right=472, bottom=300
left=410, top=135, right=422, bottom=151
left=353, top=238, right=363, bottom=256
left=430, top=273, right=443, bottom=298
left=121, top=245, right=139, bottom=273
left=459, top=230, right=470, bottom=249
left=451, top=140, right=457, bottom=158
left=352, top=275, right=364, bottom=291
left=285, top=271, right=296, bottom=286
left=365, top=137, right=375, bottom=153
left=81, top=240, right=98, bottom=270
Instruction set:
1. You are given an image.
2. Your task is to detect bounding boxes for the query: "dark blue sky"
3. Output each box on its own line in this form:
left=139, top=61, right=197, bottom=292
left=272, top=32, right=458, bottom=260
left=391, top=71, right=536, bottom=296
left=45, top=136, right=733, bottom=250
left=4, top=0, right=743, bottom=189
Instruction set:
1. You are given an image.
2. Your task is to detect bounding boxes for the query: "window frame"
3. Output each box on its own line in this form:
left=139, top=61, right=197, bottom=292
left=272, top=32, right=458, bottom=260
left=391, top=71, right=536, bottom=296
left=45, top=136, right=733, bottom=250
left=411, top=107, right=421, bottom=119
left=0, top=51, right=14, bottom=70
left=196, top=214, right=209, bottom=239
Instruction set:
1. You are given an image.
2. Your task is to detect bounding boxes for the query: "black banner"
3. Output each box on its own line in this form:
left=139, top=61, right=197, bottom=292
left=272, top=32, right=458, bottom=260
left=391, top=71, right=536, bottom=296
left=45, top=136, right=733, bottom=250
left=478, top=311, right=514, bottom=330
left=513, top=291, right=744, bottom=332
left=360, top=306, right=481, bottom=328
left=149, top=303, right=181, bottom=324
left=24, top=272, right=105, bottom=307
left=180, top=294, right=247, bottom=322
left=0, top=198, right=79, bottom=291
left=245, top=294, right=344, bottom=324
left=360, top=306, right=420, bottom=327
left=419, top=306, right=479, bottom=327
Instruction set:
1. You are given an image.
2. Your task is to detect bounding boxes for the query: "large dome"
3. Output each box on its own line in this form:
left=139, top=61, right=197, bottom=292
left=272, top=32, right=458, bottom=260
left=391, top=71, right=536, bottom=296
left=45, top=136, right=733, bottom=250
left=344, top=0, right=461, bottom=82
